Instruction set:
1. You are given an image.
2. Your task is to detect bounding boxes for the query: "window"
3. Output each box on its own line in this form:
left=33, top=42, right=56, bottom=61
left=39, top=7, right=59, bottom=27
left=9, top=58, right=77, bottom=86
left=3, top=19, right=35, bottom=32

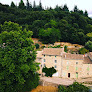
left=55, top=60, right=57, bottom=63
left=54, top=65, right=57, bottom=68
left=67, top=66, right=69, bottom=70
left=76, top=67, right=78, bottom=70
left=76, top=62, right=78, bottom=64
left=44, top=64, right=45, bottom=67
left=87, top=67, right=89, bottom=71
left=44, top=59, right=45, bottom=62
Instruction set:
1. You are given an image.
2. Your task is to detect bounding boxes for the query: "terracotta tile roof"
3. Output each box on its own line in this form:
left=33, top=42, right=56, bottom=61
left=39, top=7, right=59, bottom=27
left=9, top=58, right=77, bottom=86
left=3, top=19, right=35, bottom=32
left=90, top=52, right=92, bottom=55
left=42, top=48, right=64, bottom=56
left=83, top=57, right=92, bottom=64
left=88, top=52, right=92, bottom=60
left=62, top=53, right=84, bottom=60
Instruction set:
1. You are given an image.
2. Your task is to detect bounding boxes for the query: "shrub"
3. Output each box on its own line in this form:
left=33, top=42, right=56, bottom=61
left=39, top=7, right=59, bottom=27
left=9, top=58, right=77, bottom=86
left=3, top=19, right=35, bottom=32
left=58, top=82, right=89, bottom=92
left=64, top=45, right=68, bottom=52
left=79, top=48, right=89, bottom=54
left=42, top=67, right=56, bottom=77
left=58, top=85, right=67, bottom=92
left=85, top=40, right=92, bottom=51
left=35, top=43, right=40, bottom=49
left=67, top=82, right=89, bottom=92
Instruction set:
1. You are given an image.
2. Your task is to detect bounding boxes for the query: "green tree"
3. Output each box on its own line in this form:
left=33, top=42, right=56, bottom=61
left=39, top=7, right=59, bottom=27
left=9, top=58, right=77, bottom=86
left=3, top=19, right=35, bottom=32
left=85, top=40, right=92, bottom=51
left=10, top=1, right=16, bottom=8
left=38, top=0, right=43, bottom=11
left=58, top=19, right=69, bottom=42
left=85, top=24, right=92, bottom=34
left=33, top=1, right=37, bottom=11
left=42, top=67, right=56, bottom=77
left=74, top=5, right=78, bottom=12
left=18, top=0, right=25, bottom=9
left=44, top=20, right=58, bottom=28
left=64, top=45, right=68, bottom=52
left=87, top=32, right=92, bottom=37
left=31, top=20, right=45, bottom=38
left=39, top=28, right=61, bottom=44
left=58, top=85, right=67, bottom=92
left=35, top=43, right=40, bottom=49
left=67, top=82, right=89, bottom=92
left=86, top=32, right=92, bottom=41
left=29, top=2, right=32, bottom=10
left=63, top=4, right=69, bottom=12
left=1, top=21, right=22, bottom=32
left=77, top=32, right=86, bottom=45
left=58, top=82, right=89, bottom=92
left=84, top=10, right=88, bottom=17
left=79, top=48, right=89, bottom=54
left=0, top=22, right=39, bottom=92
left=26, top=0, right=30, bottom=10
left=55, top=5, right=62, bottom=11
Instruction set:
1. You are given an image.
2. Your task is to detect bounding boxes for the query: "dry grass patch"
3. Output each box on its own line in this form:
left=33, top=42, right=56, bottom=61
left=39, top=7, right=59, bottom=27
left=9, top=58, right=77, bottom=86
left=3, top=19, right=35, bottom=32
left=31, top=85, right=58, bottom=92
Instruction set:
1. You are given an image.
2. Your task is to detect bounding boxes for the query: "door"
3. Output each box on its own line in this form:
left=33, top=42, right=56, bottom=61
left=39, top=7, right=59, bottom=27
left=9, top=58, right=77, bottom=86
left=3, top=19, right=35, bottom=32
left=68, top=73, right=70, bottom=78
left=76, top=72, right=78, bottom=78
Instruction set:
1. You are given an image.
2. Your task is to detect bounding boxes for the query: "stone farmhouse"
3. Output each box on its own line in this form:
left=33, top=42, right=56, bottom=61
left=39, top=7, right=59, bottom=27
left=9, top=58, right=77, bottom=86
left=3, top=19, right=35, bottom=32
left=36, top=48, right=92, bottom=78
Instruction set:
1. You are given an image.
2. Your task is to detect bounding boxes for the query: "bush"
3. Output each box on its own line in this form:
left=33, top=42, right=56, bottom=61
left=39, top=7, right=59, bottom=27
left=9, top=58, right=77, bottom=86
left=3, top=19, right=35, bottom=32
left=58, top=85, right=67, bottom=92
left=58, top=82, right=89, bottom=92
left=64, top=45, right=68, bottom=52
left=79, top=48, right=89, bottom=54
left=42, top=67, right=56, bottom=77
left=35, top=43, right=40, bottom=49
left=85, top=40, right=92, bottom=51
left=67, top=82, right=89, bottom=92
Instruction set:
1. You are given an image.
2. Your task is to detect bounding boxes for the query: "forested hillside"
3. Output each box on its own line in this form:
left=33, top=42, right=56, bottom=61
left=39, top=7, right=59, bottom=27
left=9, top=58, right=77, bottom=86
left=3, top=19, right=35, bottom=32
left=0, top=0, right=92, bottom=48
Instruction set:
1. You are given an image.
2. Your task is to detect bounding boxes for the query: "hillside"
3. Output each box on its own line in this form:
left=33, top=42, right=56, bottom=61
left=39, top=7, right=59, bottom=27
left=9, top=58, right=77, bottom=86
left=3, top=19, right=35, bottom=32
left=0, top=1, right=92, bottom=51
left=32, top=38, right=84, bottom=54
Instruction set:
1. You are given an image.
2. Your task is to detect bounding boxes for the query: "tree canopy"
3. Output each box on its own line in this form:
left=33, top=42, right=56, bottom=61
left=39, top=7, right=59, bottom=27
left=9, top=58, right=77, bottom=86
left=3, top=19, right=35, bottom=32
left=58, top=82, right=89, bottom=92
left=39, top=28, right=61, bottom=44
left=42, top=67, right=57, bottom=77
left=0, top=21, right=39, bottom=92
left=0, top=0, right=92, bottom=46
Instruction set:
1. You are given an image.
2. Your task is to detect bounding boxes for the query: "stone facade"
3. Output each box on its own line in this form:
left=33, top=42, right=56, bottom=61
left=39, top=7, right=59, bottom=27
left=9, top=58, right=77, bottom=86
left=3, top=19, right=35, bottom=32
left=36, top=48, right=92, bottom=78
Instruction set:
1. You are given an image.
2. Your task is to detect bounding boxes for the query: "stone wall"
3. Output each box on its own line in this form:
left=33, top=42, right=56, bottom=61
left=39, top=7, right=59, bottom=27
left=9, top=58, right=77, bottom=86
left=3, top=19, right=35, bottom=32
left=39, top=79, right=59, bottom=88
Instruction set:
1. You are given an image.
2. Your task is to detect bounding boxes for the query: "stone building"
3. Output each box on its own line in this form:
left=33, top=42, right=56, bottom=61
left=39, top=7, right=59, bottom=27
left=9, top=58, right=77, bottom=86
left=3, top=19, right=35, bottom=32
left=36, top=48, right=92, bottom=78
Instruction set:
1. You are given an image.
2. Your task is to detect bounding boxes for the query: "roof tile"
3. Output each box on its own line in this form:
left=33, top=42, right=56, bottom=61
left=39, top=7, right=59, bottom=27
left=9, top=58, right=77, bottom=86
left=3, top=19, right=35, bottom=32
left=42, top=48, right=64, bottom=56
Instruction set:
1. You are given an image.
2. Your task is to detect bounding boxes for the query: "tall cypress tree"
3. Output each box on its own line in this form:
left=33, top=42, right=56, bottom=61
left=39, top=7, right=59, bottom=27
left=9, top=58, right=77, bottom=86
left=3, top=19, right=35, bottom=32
left=10, top=1, right=16, bottom=8
left=26, top=0, right=29, bottom=10
left=33, top=1, right=37, bottom=11
left=84, top=10, right=88, bottom=17
left=74, top=5, right=78, bottom=12
left=38, top=0, right=43, bottom=11
left=29, top=2, right=32, bottom=11
left=63, top=4, right=69, bottom=12
left=18, top=0, right=25, bottom=9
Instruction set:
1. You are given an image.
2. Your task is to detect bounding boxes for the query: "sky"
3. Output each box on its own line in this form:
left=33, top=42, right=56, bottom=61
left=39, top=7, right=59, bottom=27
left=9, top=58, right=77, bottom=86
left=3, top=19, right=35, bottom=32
left=0, top=0, right=92, bottom=17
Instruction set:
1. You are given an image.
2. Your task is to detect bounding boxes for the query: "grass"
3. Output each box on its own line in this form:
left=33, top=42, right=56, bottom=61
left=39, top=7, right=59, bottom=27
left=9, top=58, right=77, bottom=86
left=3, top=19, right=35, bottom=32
left=31, top=85, right=58, bottom=92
